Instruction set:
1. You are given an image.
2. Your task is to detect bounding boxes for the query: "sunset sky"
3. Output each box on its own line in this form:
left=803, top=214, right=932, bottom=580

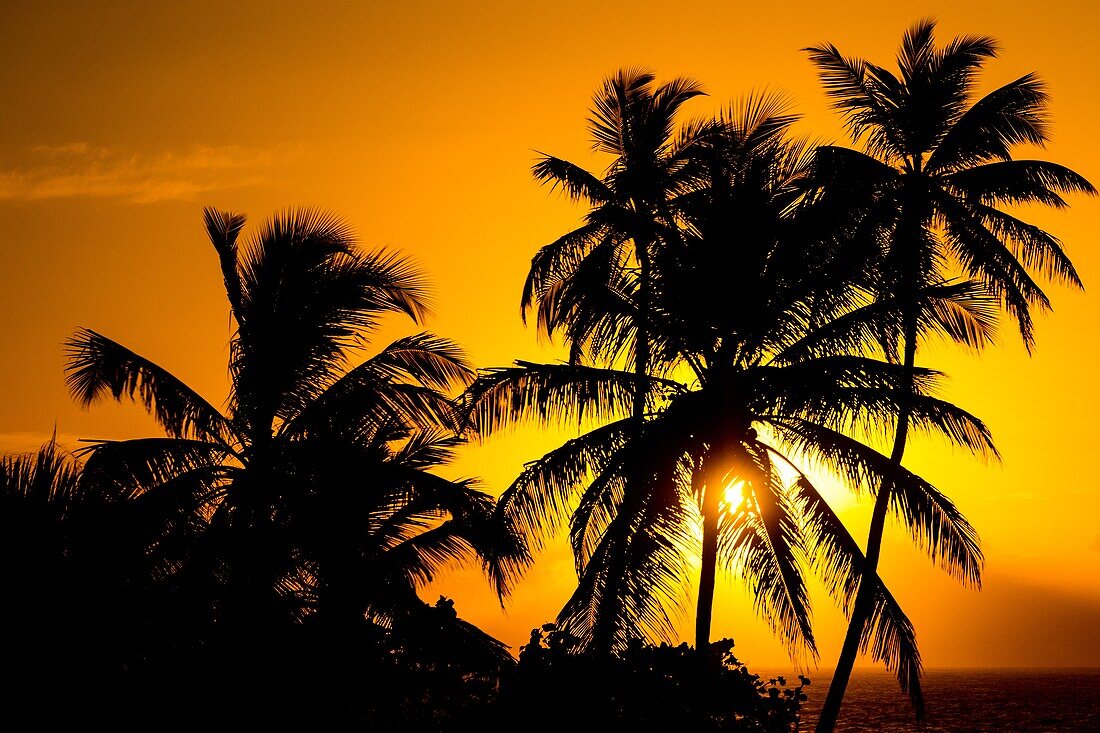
left=2, top=1, right=1097, bottom=669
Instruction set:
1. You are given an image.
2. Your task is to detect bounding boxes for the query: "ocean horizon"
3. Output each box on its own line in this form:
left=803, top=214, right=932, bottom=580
left=781, top=667, right=1100, bottom=732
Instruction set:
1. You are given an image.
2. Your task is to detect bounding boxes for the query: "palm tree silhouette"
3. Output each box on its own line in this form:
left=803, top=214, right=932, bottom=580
left=805, top=20, right=1096, bottom=731
left=525, top=68, right=705, bottom=653
left=468, top=95, right=995, bottom=666
left=65, top=208, right=522, bottom=647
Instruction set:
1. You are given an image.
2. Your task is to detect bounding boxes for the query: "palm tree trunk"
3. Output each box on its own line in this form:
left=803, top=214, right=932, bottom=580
left=815, top=311, right=918, bottom=733
left=695, top=453, right=721, bottom=651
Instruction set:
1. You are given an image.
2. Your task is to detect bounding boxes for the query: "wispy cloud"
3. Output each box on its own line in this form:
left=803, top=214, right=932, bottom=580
left=0, top=142, right=299, bottom=203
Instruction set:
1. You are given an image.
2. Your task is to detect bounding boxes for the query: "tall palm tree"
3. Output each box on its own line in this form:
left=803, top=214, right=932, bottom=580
left=65, top=208, right=521, bottom=641
left=468, top=97, right=996, bottom=676
left=666, top=95, right=848, bottom=653
left=525, top=68, right=705, bottom=652
left=805, top=20, right=1095, bottom=731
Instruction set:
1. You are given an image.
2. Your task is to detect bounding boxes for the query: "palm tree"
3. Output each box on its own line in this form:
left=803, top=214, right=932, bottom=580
left=525, top=68, right=705, bottom=652
left=805, top=20, right=1096, bottom=731
left=65, top=208, right=521, bottom=645
left=468, top=97, right=996, bottom=675
left=665, top=95, right=847, bottom=653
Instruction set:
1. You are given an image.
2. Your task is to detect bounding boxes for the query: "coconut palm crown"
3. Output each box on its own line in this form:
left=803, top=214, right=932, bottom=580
left=65, top=208, right=524, bottom=632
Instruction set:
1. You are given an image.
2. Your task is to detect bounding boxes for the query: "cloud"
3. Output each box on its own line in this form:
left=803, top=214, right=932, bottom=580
left=0, top=142, right=299, bottom=203
left=33, top=142, right=96, bottom=156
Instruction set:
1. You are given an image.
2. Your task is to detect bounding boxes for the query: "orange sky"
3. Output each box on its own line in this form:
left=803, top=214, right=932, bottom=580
left=1, top=1, right=1097, bottom=669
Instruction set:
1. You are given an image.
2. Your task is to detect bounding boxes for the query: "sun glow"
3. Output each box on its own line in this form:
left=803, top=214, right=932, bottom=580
left=722, top=480, right=746, bottom=513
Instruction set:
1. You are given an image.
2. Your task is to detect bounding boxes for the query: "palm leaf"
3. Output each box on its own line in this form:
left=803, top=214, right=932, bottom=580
left=497, top=418, right=632, bottom=559
left=363, top=332, right=475, bottom=392
left=65, top=329, right=233, bottom=445
left=203, top=207, right=248, bottom=322
left=788, top=473, right=925, bottom=717
left=463, top=362, right=678, bottom=434
left=722, top=442, right=816, bottom=657
left=77, top=437, right=233, bottom=503
left=926, top=73, right=1049, bottom=171
left=531, top=155, right=612, bottom=204
left=766, top=417, right=983, bottom=585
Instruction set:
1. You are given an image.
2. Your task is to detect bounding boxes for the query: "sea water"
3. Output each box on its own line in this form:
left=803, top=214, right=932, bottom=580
left=791, top=668, right=1100, bottom=732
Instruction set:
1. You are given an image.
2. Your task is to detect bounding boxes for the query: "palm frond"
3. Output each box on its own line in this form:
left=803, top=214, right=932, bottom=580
left=977, top=204, right=1082, bottom=287
left=391, top=428, right=465, bottom=469
left=77, top=437, right=232, bottom=503
left=649, top=76, right=707, bottom=151
left=896, top=19, right=937, bottom=84
left=754, top=357, right=998, bottom=459
left=289, top=367, right=460, bottom=440
left=887, top=470, right=984, bottom=587
left=788, top=472, right=925, bottom=717
left=233, top=214, right=434, bottom=425
left=724, top=443, right=816, bottom=657
left=803, top=45, right=907, bottom=161
left=498, top=418, right=632, bottom=558
left=558, top=466, right=693, bottom=652
left=767, top=417, right=984, bottom=584
left=531, top=155, right=612, bottom=204
left=569, top=452, right=631, bottom=574
left=65, top=328, right=233, bottom=444
left=521, top=221, right=617, bottom=324
left=588, top=68, right=657, bottom=156
left=385, top=522, right=481, bottom=589
left=947, top=159, right=1095, bottom=209
left=864, top=581, right=925, bottom=719
left=203, top=207, right=247, bottom=322
left=463, top=362, right=678, bottom=435
left=937, top=191, right=1051, bottom=347
left=375, top=470, right=530, bottom=599
left=363, top=332, right=476, bottom=393
left=0, top=439, right=84, bottom=510
left=923, top=279, right=1000, bottom=350
left=927, top=73, right=1050, bottom=171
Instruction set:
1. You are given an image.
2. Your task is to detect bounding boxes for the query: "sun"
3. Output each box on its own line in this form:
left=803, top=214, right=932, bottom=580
left=723, top=480, right=746, bottom=512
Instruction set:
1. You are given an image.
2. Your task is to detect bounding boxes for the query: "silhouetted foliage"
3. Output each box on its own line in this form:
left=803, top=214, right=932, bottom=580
left=0, top=440, right=129, bottom=716
left=494, top=624, right=807, bottom=732
left=0, top=439, right=221, bottom=724
left=54, top=209, right=524, bottom=726
left=104, top=595, right=512, bottom=730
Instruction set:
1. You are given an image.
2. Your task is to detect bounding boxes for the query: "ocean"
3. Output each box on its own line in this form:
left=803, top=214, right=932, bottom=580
left=792, top=668, right=1100, bottom=732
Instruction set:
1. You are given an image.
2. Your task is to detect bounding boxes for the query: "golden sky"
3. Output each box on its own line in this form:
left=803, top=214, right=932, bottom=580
left=1, top=0, right=1097, bottom=668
